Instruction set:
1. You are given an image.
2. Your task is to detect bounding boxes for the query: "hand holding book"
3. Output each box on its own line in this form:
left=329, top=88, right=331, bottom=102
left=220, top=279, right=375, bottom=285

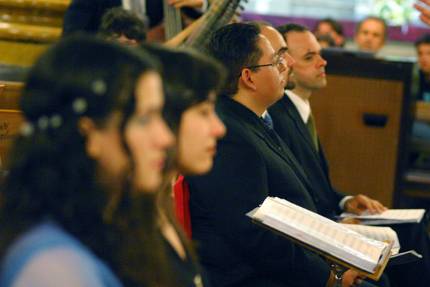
left=344, top=194, right=387, bottom=215
left=339, top=209, right=426, bottom=225
left=248, top=197, right=393, bottom=279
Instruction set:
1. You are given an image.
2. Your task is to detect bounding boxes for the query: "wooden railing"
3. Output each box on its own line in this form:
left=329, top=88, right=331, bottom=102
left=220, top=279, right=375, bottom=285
left=0, top=109, right=23, bottom=167
left=0, top=81, right=24, bottom=110
left=0, top=0, right=70, bottom=66
left=0, top=0, right=70, bottom=12
left=0, top=0, right=70, bottom=43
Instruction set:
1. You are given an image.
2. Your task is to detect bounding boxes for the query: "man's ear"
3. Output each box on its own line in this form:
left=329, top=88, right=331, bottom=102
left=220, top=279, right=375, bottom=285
left=239, top=68, right=257, bottom=91
left=78, top=117, right=100, bottom=159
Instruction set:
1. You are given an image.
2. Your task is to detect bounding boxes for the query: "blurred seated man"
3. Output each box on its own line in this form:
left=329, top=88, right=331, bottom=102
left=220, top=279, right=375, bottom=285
left=416, top=34, right=430, bottom=101
left=314, top=18, right=345, bottom=48
left=272, top=23, right=430, bottom=287
left=412, top=35, right=430, bottom=144
left=98, top=7, right=146, bottom=46
left=354, top=16, right=387, bottom=53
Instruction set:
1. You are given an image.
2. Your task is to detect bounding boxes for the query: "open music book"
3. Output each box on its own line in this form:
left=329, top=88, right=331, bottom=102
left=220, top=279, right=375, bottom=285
left=340, top=224, right=400, bottom=255
left=339, top=209, right=425, bottom=225
left=248, top=197, right=393, bottom=278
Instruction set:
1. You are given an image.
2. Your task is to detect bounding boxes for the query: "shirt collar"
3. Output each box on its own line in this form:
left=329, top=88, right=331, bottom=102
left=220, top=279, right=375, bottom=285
left=285, top=90, right=311, bottom=124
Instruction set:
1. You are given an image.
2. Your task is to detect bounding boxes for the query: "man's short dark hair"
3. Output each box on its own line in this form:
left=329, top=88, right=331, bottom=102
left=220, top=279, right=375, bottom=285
left=276, top=23, right=309, bottom=38
left=355, top=16, right=388, bottom=40
left=206, top=23, right=262, bottom=96
left=98, top=7, right=146, bottom=42
left=415, top=34, right=430, bottom=48
left=314, top=18, right=344, bottom=36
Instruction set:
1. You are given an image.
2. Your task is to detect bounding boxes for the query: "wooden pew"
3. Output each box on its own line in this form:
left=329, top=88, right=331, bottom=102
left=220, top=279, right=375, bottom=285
left=312, top=50, right=413, bottom=207
left=0, top=109, right=23, bottom=169
left=0, top=81, right=24, bottom=110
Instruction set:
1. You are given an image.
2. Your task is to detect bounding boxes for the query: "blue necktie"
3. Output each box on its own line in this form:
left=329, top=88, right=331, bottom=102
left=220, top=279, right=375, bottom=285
left=262, top=112, right=274, bottom=130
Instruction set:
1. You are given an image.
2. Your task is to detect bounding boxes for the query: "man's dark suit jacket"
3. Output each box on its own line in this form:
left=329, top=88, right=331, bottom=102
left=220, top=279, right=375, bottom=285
left=269, top=95, right=344, bottom=219
left=186, top=96, right=330, bottom=287
left=269, top=94, right=430, bottom=287
left=62, top=0, right=163, bottom=36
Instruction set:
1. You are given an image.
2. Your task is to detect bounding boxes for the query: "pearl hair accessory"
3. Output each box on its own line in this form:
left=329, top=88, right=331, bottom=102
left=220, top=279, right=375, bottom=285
left=19, top=78, right=106, bottom=137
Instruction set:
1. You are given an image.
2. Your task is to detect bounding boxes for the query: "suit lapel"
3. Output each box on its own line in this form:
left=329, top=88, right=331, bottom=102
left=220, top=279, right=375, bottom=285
left=219, top=96, right=314, bottom=190
left=282, top=96, right=331, bottom=179
left=247, top=117, right=315, bottom=190
left=283, top=96, right=318, bottom=154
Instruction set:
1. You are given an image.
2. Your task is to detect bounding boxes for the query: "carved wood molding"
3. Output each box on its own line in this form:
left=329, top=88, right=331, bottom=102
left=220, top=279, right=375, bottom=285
left=0, top=22, right=61, bottom=42
left=0, top=0, right=71, bottom=12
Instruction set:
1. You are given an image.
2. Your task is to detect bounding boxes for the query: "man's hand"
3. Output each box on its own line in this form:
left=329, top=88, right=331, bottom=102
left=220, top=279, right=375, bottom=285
left=344, top=194, right=387, bottom=215
left=342, top=269, right=364, bottom=287
left=415, top=0, right=430, bottom=26
left=340, top=217, right=361, bottom=225
left=168, top=0, right=204, bottom=9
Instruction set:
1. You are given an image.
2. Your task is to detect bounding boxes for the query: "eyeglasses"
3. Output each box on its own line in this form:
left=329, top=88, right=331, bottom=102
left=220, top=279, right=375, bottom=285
left=243, top=49, right=288, bottom=74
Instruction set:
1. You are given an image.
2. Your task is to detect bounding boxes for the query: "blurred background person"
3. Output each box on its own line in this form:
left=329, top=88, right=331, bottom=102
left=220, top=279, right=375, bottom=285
left=354, top=16, right=387, bottom=54
left=98, top=7, right=147, bottom=46
left=415, top=34, right=430, bottom=102
left=62, top=0, right=207, bottom=42
left=316, top=34, right=336, bottom=48
left=313, top=18, right=345, bottom=48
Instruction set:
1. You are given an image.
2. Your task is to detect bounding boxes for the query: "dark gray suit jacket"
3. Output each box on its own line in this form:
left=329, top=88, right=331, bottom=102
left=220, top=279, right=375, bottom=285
left=269, top=95, right=344, bottom=219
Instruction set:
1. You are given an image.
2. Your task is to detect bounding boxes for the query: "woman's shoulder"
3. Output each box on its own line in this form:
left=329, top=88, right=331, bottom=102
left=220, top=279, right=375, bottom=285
left=1, top=222, right=122, bottom=287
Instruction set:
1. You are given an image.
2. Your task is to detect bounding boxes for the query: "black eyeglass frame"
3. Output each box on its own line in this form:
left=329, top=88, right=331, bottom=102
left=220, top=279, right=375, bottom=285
left=238, top=47, right=289, bottom=77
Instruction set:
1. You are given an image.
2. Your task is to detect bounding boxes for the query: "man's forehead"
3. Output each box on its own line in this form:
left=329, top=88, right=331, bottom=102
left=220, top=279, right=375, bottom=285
left=286, top=31, right=318, bottom=51
left=361, top=20, right=384, bottom=33
left=259, top=26, right=287, bottom=51
left=418, top=43, right=430, bottom=50
left=258, top=34, right=276, bottom=54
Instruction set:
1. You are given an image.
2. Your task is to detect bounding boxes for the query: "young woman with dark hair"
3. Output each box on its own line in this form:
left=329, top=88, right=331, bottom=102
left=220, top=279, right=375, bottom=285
left=0, top=36, right=174, bottom=287
left=140, top=45, right=226, bottom=287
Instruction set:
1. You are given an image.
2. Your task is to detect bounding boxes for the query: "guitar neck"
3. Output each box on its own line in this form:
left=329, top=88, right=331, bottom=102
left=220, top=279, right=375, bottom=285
left=184, top=0, right=242, bottom=49
left=163, top=0, right=183, bottom=40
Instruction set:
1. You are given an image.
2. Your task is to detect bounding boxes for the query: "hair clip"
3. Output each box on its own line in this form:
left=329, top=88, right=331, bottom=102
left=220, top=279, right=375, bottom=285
left=50, top=114, right=62, bottom=128
left=72, top=98, right=88, bottom=114
left=20, top=122, right=34, bottom=137
left=37, top=116, right=49, bottom=130
left=92, top=79, right=107, bottom=96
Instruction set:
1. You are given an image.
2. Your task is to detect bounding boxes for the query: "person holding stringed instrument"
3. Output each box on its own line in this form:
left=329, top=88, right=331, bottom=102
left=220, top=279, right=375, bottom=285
left=62, top=0, right=208, bottom=42
left=98, top=7, right=147, bottom=46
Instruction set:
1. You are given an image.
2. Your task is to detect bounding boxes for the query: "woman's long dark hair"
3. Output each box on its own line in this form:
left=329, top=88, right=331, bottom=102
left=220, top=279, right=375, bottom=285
left=143, top=44, right=226, bottom=134
left=0, top=36, right=172, bottom=287
left=141, top=44, right=225, bottom=265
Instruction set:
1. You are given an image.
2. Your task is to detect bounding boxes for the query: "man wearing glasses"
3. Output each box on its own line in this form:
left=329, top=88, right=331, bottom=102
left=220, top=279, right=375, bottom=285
left=186, top=23, right=363, bottom=287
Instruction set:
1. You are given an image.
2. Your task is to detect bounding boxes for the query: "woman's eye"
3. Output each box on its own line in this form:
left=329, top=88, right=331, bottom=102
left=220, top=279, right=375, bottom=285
left=198, top=108, right=211, bottom=117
